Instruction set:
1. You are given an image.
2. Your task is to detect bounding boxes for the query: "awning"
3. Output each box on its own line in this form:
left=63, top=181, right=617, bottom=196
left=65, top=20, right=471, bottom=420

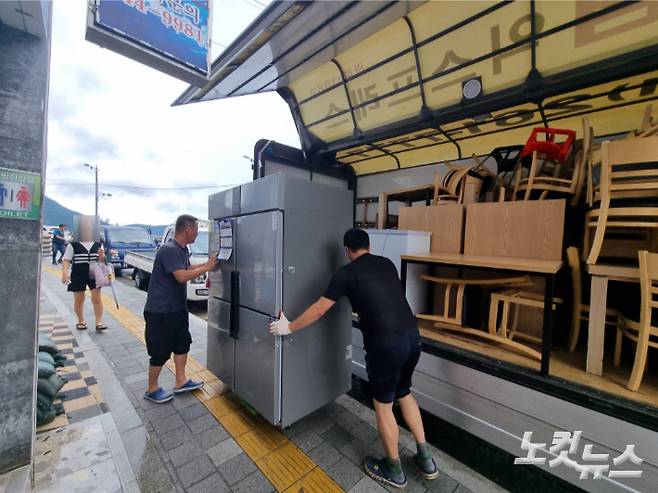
left=175, top=1, right=658, bottom=175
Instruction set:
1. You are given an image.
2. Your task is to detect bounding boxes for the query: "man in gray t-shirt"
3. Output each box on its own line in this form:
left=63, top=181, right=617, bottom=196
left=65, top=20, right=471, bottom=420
left=143, top=215, right=217, bottom=404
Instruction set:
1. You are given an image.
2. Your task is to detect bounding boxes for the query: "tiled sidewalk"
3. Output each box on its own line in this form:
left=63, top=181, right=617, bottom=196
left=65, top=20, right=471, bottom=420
left=39, top=267, right=507, bottom=493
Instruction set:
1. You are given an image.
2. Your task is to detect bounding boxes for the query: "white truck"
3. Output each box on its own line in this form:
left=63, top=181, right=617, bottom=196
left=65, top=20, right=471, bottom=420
left=124, top=223, right=210, bottom=303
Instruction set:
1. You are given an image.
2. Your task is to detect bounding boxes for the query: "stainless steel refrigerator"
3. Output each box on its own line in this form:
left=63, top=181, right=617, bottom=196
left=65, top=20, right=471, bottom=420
left=207, top=173, right=353, bottom=427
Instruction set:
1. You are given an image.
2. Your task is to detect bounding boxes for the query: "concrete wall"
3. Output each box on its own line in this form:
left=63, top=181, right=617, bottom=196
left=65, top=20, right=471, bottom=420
left=0, top=16, right=52, bottom=473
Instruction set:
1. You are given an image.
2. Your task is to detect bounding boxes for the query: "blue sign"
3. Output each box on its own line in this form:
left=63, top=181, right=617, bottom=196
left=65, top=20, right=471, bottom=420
left=96, top=0, right=210, bottom=74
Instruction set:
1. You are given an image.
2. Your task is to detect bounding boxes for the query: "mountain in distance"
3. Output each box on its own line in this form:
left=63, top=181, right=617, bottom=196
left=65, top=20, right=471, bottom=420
left=44, top=196, right=165, bottom=234
left=43, top=195, right=86, bottom=228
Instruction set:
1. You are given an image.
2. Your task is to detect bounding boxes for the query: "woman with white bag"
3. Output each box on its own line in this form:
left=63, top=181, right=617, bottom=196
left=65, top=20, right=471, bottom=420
left=61, top=243, right=112, bottom=331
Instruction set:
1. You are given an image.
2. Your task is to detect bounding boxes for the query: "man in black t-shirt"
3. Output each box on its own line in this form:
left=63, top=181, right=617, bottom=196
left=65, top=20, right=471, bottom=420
left=269, top=229, right=438, bottom=489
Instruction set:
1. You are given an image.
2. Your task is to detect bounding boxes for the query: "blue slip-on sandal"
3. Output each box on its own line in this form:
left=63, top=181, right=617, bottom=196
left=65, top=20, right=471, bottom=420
left=364, top=455, right=407, bottom=489
left=173, top=379, right=204, bottom=394
left=144, top=387, right=173, bottom=404
left=414, top=454, right=439, bottom=480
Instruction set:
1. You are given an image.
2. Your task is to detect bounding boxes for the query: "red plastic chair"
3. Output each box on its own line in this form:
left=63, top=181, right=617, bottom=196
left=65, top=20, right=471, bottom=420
left=519, top=127, right=576, bottom=164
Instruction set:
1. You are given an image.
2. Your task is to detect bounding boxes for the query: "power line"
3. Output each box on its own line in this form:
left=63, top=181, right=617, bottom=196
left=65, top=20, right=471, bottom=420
left=222, top=0, right=258, bottom=16
left=47, top=182, right=240, bottom=191
left=243, top=0, right=267, bottom=9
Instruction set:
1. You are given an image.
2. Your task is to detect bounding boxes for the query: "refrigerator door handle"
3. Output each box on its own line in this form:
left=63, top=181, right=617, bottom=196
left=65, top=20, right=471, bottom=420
left=230, top=271, right=240, bottom=339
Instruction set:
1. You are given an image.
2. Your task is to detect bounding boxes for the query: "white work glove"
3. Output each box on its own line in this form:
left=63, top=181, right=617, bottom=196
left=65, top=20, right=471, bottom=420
left=269, top=311, right=291, bottom=336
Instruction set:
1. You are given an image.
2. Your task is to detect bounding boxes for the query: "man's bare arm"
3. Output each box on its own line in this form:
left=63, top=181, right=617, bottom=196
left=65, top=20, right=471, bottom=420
left=172, top=255, right=217, bottom=284
left=289, top=297, right=335, bottom=332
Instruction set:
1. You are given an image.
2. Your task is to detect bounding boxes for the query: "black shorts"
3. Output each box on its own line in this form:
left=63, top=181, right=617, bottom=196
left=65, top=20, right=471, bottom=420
left=365, top=332, right=422, bottom=404
left=144, top=310, right=192, bottom=366
left=68, top=277, right=97, bottom=292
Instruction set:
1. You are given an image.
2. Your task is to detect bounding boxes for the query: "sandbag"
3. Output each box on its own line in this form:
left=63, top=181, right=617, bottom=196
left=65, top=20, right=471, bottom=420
left=38, top=335, right=56, bottom=347
left=38, top=339, right=59, bottom=356
left=38, top=360, right=56, bottom=378
left=36, top=391, right=54, bottom=409
left=37, top=374, right=65, bottom=399
left=36, top=392, right=56, bottom=426
left=38, top=351, right=55, bottom=365
left=52, top=353, right=67, bottom=367
left=36, top=402, right=56, bottom=426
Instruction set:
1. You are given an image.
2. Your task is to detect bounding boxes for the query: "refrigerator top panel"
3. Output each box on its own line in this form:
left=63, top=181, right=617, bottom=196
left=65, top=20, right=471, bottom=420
left=366, top=229, right=431, bottom=238
left=240, top=172, right=353, bottom=216
left=209, top=186, right=240, bottom=220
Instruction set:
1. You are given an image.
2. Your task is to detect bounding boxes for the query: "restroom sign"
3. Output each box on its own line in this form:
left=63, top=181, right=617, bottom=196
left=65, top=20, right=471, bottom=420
left=0, top=167, right=41, bottom=220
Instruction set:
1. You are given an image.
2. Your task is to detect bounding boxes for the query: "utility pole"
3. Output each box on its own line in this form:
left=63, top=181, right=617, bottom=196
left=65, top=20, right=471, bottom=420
left=94, top=165, right=98, bottom=217
left=84, top=163, right=99, bottom=217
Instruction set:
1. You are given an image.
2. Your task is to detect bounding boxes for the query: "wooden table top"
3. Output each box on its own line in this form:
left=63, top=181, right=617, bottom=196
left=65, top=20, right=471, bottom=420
left=401, top=252, right=563, bottom=274
left=586, top=264, right=640, bottom=282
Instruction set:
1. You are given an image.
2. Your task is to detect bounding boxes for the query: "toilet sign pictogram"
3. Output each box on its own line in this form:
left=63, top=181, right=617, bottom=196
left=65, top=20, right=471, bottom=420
left=0, top=167, right=41, bottom=220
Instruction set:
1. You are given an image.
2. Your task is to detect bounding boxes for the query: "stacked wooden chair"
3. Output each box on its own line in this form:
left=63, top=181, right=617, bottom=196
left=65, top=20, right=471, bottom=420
left=565, top=246, right=619, bottom=353
left=585, top=136, right=658, bottom=265
left=512, top=127, right=578, bottom=201
left=614, top=250, right=658, bottom=391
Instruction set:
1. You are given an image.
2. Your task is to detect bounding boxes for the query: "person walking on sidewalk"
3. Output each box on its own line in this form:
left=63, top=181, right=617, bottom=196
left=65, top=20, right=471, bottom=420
left=61, top=239, right=108, bottom=331
left=143, top=214, right=217, bottom=404
left=51, top=223, right=67, bottom=265
left=269, top=228, right=438, bottom=489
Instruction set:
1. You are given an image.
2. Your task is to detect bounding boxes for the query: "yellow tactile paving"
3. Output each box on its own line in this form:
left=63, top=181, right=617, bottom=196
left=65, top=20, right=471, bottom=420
left=221, top=408, right=264, bottom=437
left=190, top=368, right=218, bottom=382
left=203, top=395, right=238, bottom=419
left=42, top=267, right=346, bottom=492
left=283, top=468, right=345, bottom=493
left=236, top=424, right=288, bottom=461
left=256, top=442, right=316, bottom=491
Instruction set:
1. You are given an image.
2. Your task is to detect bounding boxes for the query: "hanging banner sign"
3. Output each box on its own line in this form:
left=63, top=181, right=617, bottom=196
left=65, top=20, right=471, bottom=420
left=0, top=167, right=42, bottom=221
left=86, top=0, right=212, bottom=86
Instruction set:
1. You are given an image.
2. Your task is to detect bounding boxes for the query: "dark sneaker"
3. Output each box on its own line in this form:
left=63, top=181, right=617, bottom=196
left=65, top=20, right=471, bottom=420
left=144, top=387, right=173, bottom=403
left=173, top=379, right=204, bottom=394
left=414, top=454, right=439, bottom=480
left=364, top=456, right=407, bottom=489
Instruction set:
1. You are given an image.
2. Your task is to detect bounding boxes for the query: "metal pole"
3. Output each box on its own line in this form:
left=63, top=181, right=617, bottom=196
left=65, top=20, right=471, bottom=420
left=95, top=166, right=98, bottom=217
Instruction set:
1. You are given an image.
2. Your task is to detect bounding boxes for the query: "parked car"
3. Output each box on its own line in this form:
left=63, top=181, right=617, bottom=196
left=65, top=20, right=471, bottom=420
left=125, top=223, right=209, bottom=302
left=160, top=223, right=209, bottom=303
left=100, top=225, right=157, bottom=272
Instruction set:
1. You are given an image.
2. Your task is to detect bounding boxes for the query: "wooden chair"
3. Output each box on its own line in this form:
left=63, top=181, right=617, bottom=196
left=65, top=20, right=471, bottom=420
left=585, top=136, right=658, bottom=265
left=572, top=118, right=595, bottom=207
left=566, top=246, right=618, bottom=352
left=433, top=166, right=471, bottom=204
left=633, top=104, right=657, bottom=138
left=417, top=273, right=532, bottom=327
left=418, top=272, right=547, bottom=361
left=587, top=109, right=658, bottom=209
left=512, top=128, right=577, bottom=201
left=488, top=287, right=562, bottom=355
left=614, top=250, right=658, bottom=391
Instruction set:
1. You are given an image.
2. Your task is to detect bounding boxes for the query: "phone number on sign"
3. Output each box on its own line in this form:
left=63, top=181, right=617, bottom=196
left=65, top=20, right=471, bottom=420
left=124, top=0, right=208, bottom=48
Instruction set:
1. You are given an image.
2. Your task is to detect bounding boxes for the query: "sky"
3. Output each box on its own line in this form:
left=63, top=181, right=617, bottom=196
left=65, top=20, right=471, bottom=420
left=45, top=0, right=300, bottom=226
